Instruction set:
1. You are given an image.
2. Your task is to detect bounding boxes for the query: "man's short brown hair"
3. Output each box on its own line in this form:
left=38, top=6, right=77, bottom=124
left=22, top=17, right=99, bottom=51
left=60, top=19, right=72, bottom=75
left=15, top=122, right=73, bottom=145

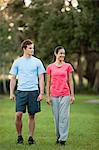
left=21, top=39, right=33, bottom=50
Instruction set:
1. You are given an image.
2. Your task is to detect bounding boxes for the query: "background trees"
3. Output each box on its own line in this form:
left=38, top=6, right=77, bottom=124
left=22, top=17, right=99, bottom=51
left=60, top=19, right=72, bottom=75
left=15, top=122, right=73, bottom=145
left=0, top=0, right=99, bottom=93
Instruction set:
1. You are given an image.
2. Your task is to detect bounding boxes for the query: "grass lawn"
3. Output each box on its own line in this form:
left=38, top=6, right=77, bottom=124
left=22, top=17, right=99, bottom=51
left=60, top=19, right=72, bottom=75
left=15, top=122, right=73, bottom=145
left=0, top=94, right=99, bottom=150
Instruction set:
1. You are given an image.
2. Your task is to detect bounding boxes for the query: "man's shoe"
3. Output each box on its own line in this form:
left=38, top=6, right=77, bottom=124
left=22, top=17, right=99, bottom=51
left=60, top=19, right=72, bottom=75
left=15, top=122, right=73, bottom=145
left=28, top=136, right=35, bottom=145
left=17, top=135, right=23, bottom=144
left=59, top=141, right=66, bottom=146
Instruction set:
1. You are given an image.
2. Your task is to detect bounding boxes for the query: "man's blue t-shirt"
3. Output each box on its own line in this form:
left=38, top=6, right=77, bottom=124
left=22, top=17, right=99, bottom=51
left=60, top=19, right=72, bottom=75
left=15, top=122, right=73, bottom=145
left=9, top=56, right=46, bottom=91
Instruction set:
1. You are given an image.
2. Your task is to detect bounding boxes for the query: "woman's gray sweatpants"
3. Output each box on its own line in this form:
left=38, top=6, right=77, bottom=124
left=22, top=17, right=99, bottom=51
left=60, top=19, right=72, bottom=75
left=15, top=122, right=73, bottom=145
left=51, top=96, right=70, bottom=142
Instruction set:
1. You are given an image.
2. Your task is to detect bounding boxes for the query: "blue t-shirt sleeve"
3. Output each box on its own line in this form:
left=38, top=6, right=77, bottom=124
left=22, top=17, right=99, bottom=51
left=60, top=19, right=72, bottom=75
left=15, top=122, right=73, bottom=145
left=9, top=60, right=18, bottom=76
left=37, top=60, right=46, bottom=75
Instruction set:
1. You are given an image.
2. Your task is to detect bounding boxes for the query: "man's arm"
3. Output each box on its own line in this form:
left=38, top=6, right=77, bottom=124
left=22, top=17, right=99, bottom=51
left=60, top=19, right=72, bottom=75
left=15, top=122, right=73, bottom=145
left=68, top=73, right=75, bottom=104
left=38, top=73, right=44, bottom=101
left=10, top=75, right=16, bottom=101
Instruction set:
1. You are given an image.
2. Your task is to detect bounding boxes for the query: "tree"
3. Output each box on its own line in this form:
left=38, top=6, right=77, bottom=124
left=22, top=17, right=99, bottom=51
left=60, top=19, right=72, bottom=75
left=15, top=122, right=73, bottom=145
left=0, top=0, right=99, bottom=92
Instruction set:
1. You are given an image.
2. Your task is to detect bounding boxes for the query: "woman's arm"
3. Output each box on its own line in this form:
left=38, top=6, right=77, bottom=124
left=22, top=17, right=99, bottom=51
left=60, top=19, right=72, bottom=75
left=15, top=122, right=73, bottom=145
left=68, top=73, right=75, bottom=104
left=46, top=74, right=51, bottom=105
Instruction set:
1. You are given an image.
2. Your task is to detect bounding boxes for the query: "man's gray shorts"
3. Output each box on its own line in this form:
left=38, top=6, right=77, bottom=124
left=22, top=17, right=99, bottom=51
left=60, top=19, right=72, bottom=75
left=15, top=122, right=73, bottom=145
left=16, top=90, right=40, bottom=114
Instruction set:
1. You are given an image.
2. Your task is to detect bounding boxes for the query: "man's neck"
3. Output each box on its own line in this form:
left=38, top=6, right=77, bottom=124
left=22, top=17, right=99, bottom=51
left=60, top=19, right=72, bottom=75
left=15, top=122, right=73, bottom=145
left=23, top=54, right=32, bottom=58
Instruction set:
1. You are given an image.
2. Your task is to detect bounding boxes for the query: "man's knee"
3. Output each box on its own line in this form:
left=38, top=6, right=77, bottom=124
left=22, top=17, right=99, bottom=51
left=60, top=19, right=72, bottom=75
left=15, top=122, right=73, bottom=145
left=16, top=112, right=23, bottom=120
left=28, top=113, right=35, bottom=119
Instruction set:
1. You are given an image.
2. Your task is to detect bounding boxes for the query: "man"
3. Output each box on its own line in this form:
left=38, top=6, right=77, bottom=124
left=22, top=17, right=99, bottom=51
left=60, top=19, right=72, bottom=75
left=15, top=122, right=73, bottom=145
left=9, top=39, right=45, bottom=145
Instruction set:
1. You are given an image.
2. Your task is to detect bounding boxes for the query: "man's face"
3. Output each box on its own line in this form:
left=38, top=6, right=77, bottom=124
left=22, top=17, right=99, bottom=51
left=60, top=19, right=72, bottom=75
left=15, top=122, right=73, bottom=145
left=24, top=44, right=34, bottom=56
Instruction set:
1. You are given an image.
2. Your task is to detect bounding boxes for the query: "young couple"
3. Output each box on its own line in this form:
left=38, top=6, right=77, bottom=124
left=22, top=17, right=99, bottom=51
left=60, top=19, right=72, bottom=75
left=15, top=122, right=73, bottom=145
left=10, top=39, right=75, bottom=146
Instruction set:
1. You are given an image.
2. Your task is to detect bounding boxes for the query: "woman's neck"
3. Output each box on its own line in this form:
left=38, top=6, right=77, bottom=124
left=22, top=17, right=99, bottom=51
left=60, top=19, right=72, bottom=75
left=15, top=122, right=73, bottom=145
left=54, top=60, right=64, bottom=66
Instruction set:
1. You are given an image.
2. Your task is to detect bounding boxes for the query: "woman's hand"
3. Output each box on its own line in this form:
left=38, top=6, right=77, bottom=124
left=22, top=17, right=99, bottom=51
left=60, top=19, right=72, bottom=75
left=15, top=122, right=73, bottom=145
left=70, top=95, right=75, bottom=104
left=46, top=96, right=51, bottom=105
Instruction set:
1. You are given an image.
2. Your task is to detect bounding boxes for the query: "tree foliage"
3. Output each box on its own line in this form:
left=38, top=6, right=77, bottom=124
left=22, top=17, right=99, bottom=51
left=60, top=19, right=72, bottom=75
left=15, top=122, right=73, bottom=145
left=0, top=0, right=99, bottom=92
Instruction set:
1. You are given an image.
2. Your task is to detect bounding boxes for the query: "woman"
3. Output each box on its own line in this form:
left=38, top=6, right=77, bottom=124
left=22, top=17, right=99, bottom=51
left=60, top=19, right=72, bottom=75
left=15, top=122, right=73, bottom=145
left=46, top=46, right=75, bottom=146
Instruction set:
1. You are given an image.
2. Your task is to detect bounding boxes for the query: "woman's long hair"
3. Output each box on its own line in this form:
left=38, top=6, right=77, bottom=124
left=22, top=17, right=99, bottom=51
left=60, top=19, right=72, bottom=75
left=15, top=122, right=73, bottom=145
left=53, top=46, right=66, bottom=62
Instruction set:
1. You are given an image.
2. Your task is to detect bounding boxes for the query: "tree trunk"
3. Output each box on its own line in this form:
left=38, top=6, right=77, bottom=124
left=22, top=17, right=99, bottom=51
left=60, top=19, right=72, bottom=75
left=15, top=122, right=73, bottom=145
left=85, top=53, right=98, bottom=88
left=77, top=53, right=83, bottom=89
left=2, top=66, right=7, bottom=94
left=93, top=61, right=99, bottom=92
left=93, top=70, right=99, bottom=92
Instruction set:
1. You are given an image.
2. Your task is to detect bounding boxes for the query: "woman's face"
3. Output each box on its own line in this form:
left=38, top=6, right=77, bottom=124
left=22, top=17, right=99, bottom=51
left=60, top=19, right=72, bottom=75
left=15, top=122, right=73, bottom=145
left=55, top=48, right=65, bottom=61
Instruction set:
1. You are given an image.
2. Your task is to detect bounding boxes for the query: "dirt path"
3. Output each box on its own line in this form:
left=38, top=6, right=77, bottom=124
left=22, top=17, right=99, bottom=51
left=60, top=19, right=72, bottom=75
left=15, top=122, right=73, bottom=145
left=85, top=100, right=99, bottom=104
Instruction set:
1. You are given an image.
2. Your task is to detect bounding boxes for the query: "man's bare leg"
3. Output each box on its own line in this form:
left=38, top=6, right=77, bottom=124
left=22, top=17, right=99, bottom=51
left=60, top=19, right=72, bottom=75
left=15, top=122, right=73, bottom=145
left=28, top=113, right=35, bottom=144
left=16, top=112, right=23, bottom=144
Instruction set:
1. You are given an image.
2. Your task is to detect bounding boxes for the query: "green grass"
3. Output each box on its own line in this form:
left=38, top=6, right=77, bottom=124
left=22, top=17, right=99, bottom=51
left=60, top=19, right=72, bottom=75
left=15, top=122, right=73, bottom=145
left=0, top=94, right=99, bottom=150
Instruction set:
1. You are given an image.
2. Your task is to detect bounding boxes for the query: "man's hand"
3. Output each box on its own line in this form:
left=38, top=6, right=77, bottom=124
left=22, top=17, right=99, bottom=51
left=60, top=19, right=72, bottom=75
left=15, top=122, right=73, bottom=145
left=37, top=93, right=43, bottom=101
left=70, top=96, right=75, bottom=104
left=10, top=94, right=16, bottom=101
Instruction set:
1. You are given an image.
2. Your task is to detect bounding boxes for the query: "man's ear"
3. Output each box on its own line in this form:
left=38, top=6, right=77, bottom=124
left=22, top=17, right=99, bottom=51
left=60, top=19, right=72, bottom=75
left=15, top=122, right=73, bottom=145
left=23, top=47, right=26, bottom=51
